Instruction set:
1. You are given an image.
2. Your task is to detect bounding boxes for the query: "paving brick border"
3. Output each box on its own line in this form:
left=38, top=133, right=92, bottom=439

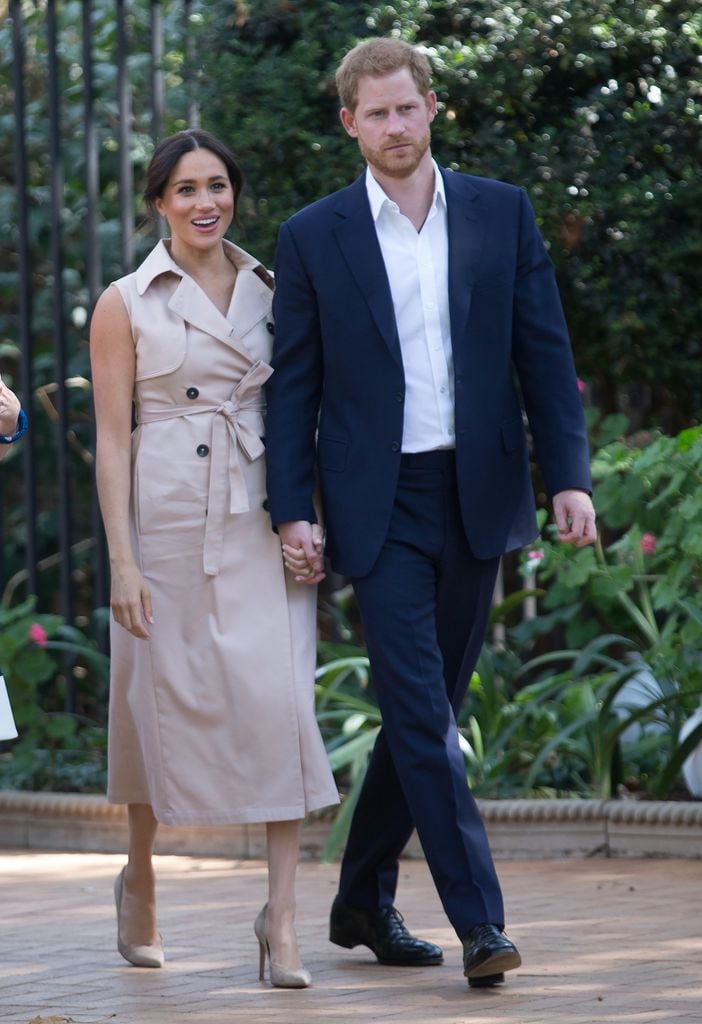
left=1, top=791, right=701, bottom=858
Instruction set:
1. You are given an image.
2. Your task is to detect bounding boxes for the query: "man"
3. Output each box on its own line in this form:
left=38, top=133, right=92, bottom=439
left=266, top=38, right=596, bottom=988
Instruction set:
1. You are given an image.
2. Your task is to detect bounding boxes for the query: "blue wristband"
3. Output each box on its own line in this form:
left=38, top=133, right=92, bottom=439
left=0, top=407, right=28, bottom=444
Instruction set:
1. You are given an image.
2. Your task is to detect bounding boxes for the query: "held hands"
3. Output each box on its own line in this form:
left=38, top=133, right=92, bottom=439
left=553, top=489, right=597, bottom=547
left=279, top=521, right=326, bottom=585
left=110, top=560, right=154, bottom=639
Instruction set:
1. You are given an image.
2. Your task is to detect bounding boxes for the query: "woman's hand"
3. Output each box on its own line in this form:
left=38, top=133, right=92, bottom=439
left=110, top=561, right=154, bottom=639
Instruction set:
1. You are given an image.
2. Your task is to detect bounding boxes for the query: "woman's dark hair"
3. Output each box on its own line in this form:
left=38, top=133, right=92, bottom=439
left=143, top=129, right=245, bottom=216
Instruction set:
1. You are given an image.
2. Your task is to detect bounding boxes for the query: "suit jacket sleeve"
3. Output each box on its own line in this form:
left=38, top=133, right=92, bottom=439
left=265, top=220, right=322, bottom=527
left=511, top=188, right=592, bottom=497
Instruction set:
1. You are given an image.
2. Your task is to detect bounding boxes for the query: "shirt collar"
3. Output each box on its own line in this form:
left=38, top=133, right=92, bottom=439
left=365, top=159, right=446, bottom=222
left=134, top=238, right=260, bottom=296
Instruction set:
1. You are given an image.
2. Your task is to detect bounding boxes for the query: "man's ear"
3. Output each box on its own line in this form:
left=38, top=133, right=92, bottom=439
left=426, top=90, right=438, bottom=124
left=340, top=107, right=358, bottom=138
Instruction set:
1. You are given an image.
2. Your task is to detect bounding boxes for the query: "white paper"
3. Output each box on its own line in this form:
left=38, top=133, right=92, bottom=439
left=0, top=674, right=18, bottom=741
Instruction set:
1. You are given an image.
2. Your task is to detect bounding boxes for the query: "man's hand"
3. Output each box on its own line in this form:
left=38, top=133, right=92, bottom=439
left=553, top=489, right=597, bottom=547
left=279, top=520, right=326, bottom=584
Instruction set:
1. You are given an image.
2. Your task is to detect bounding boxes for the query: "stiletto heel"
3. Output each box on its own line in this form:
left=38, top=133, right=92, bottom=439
left=257, top=916, right=266, bottom=981
left=254, top=903, right=311, bottom=988
left=114, top=867, right=165, bottom=968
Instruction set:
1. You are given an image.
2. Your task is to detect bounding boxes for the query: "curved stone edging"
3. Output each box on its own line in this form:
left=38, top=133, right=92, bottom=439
left=1, top=791, right=701, bottom=858
left=477, top=797, right=702, bottom=826
left=0, top=790, right=127, bottom=819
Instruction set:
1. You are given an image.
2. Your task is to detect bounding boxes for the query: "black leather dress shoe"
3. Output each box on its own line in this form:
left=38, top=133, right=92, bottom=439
left=462, top=924, right=521, bottom=986
left=330, top=896, right=443, bottom=966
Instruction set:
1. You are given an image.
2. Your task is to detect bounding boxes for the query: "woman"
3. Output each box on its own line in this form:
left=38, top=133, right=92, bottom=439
left=90, top=129, right=338, bottom=987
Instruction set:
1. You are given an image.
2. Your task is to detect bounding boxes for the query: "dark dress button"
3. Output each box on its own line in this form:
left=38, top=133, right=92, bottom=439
left=262, top=499, right=270, bottom=511
left=266, top=322, right=275, bottom=334
left=186, top=386, right=199, bottom=399
left=196, top=444, right=210, bottom=457
left=391, top=441, right=401, bottom=452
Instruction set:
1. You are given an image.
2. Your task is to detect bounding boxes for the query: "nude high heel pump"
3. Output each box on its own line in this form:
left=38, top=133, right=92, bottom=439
left=114, top=867, right=165, bottom=968
left=254, top=903, right=311, bottom=988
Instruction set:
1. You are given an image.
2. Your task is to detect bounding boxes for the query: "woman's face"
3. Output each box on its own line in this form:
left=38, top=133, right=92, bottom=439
left=155, top=148, right=234, bottom=251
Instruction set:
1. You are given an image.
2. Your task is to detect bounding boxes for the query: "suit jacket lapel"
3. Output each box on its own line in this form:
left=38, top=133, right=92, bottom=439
left=332, top=177, right=402, bottom=365
left=442, top=168, right=485, bottom=364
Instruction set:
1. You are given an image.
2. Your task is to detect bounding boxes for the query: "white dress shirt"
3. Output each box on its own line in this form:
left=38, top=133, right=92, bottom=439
left=366, top=163, right=455, bottom=453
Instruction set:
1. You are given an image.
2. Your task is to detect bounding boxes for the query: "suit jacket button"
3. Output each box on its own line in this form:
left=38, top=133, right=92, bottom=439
left=196, top=444, right=210, bottom=457
left=186, top=386, right=199, bottom=399
left=266, top=322, right=275, bottom=334
left=391, top=441, right=400, bottom=452
left=395, top=391, right=404, bottom=403
left=262, top=498, right=270, bottom=511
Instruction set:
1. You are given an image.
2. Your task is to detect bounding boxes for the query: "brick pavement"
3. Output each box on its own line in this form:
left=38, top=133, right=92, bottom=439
left=1, top=851, right=701, bottom=1024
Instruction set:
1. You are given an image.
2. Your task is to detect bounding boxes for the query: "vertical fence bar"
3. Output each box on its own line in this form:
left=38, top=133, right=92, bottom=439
left=151, top=0, right=164, bottom=143
left=10, top=0, right=38, bottom=599
left=116, top=0, right=134, bottom=274
left=184, top=0, right=199, bottom=128
left=82, top=0, right=109, bottom=645
left=47, top=0, right=75, bottom=709
left=82, top=0, right=101, bottom=312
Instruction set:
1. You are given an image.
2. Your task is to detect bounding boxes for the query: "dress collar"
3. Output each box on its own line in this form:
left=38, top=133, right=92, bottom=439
left=134, top=238, right=261, bottom=296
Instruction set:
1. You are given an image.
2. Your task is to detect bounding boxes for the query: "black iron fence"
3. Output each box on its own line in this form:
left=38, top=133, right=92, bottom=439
left=2, top=0, right=201, bottom=705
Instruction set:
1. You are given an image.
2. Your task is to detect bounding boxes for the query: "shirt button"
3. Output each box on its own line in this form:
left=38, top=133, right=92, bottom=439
left=391, top=441, right=401, bottom=453
left=196, top=444, right=210, bottom=457
left=186, top=387, right=199, bottom=400
left=440, top=386, right=447, bottom=394
left=266, top=322, right=275, bottom=334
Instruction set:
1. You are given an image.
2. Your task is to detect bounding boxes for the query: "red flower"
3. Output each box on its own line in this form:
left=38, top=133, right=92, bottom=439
left=28, top=622, right=48, bottom=647
left=640, top=533, right=657, bottom=556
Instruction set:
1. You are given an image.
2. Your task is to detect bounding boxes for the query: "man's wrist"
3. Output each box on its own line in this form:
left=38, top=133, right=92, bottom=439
left=0, top=408, right=28, bottom=444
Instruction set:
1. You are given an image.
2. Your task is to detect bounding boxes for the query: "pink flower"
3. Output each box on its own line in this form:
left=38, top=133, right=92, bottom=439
left=28, top=622, right=48, bottom=647
left=577, top=379, right=586, bottom=395
left=641, top=533, right=657, bottom=556
left=526, top=549, right=545, bottom=570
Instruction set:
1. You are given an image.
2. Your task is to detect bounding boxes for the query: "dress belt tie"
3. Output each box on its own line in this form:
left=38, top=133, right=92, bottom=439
left=136, top=359, right=274, bottom=576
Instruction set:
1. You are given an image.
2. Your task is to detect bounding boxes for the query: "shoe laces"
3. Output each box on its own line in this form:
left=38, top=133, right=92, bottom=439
left=378, top=906, right=410, bottom=937
left=468, top=923, right=502, bottom=944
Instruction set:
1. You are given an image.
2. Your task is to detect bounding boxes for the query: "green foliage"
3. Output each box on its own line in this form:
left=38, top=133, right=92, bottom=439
left=198, top=0, right=372, bottom=265
left=0, top=597, right=110, bottom=792
left=0, top=0, right=190, bottom=608
left=200, top=0, right=701, bottom=426
left=510, top=424, right=702, bottom=796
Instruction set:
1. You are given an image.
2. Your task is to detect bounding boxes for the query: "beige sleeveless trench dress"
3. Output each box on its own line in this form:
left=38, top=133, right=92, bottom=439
left=106, top=239, right=338, bottom=825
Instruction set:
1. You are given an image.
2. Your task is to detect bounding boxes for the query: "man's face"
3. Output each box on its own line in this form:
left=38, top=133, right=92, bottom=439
left=340, top=67, right=437, bottom=180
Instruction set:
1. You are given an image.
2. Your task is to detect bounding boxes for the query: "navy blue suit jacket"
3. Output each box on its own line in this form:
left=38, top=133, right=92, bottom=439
left=265, top=167, right=592, bottom=578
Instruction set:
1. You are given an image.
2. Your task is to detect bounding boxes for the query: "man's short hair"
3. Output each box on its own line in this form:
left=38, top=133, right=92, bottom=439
left=335, top=38, right=432, bottom=112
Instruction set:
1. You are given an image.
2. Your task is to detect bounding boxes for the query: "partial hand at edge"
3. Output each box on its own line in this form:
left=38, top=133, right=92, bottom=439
left=552, top=489, right=597, bottom=547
